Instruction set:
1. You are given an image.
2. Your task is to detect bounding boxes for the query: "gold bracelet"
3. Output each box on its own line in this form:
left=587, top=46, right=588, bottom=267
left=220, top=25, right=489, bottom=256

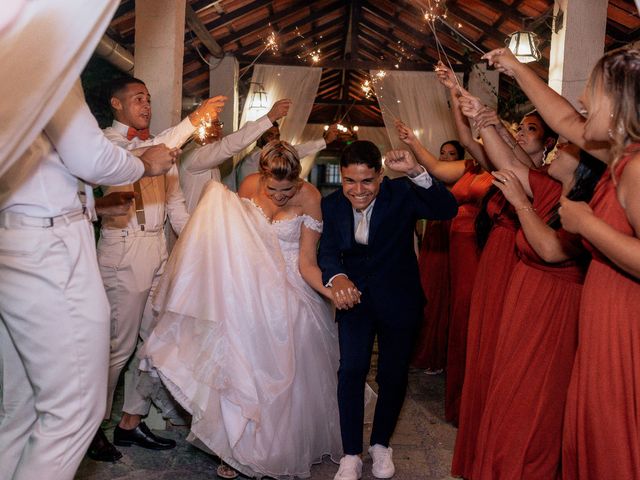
left=516, top=205, right=536, bottom=213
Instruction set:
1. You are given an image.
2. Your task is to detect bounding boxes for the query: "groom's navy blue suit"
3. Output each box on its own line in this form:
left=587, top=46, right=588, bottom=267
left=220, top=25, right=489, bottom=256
left=318, top=175, right=458, bottom=454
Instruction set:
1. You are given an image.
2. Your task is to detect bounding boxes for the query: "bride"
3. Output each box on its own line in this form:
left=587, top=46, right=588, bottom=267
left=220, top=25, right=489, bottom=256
left=141, top=140, right=342, bottom=479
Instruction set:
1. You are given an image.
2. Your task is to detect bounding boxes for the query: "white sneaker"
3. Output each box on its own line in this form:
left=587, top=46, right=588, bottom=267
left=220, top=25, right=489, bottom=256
left=333, top=455, right=363, bottom=480
left=369, top=444, right=395, bottom=478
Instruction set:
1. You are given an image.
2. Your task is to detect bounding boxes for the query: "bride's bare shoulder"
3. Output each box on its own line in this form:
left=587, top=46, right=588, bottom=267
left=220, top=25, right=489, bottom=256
left=238, top=173, right=260, bottom=199
left=298, top=181, right=322, bottom=217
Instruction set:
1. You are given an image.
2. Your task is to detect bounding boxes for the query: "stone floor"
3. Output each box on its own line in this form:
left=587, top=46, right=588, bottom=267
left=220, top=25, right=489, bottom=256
left=75, top=370, right=457, bottom=480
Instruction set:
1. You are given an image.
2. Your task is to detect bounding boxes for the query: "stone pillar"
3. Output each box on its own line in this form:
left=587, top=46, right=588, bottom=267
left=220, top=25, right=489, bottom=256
left=548, top=0, right=607, bottom=108
left=134, top=0, right=186, bottom=133
left=133, top=2, right=187, bottom=427
left=210, top=55, right=240, bottom=182
left=469, top=63, right=499, bottom=110
left=209, top=54, right=239, bottom=133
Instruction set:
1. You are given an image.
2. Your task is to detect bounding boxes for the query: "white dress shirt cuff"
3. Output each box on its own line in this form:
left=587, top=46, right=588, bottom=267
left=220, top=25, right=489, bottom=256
left=325, top=273, right=348, bottom=287
left=408, top=165, right=433, bottom=189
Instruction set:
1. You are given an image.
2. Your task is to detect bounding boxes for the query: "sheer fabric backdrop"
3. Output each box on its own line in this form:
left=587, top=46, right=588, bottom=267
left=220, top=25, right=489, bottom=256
left=238, top=64, right=322, bottom=166
left=0, top=0, right=119, bottom=177
left=297, top=125, right=393, bottom=178
left=372, top=70, right=463, bottom=176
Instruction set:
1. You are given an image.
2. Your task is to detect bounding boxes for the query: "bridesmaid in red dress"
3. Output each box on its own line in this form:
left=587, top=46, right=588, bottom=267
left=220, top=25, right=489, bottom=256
left=450, top=108, right=558, bottom=475
left=475, top=143, right=603, bottom=479
left=411, top=141, right=463, bottom=374
left=484, top=46, right=640, bottom=479
left=396, top=120, right=493, bottom=425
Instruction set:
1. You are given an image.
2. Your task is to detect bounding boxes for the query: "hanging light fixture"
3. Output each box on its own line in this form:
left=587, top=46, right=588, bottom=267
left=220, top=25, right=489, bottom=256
left=249, top=82, right=269, bottom=110
left=506, top=31, right=542, bottom=63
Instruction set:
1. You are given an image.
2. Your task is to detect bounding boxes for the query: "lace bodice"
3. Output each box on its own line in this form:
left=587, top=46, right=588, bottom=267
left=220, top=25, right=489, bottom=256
left=245, top=199, right=323, bottom=275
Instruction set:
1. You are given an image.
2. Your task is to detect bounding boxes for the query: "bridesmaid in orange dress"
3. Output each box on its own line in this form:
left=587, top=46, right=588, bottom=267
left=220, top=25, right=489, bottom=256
left=411, top=141, right=463, bottom=373
left=484, top=46, right=640, bottom=479
left=396, top=120, right=493, bottom=425
left=450, top=109, right=558, bottom=475
left=472, top=143, right=602, bottom=479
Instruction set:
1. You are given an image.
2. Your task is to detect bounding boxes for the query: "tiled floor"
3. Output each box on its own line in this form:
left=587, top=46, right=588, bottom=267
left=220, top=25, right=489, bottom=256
left=75, top=370, right=456, bottom=480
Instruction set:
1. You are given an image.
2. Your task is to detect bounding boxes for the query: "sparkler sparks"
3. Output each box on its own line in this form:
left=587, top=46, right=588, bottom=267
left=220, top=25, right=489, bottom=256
left=424, top=0, right=448, bottom=22
left=265, top=31, right=278, bottom=54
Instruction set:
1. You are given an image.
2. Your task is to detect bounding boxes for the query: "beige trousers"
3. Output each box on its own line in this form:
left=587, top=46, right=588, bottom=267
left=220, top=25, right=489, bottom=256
left=0, top=214, right=109, bottom=480
left=97, top=229, right=177, bottom=418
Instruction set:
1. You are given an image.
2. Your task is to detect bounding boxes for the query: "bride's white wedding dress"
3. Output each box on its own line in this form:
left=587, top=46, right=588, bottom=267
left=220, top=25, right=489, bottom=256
left=141, top=181, right=342, bottom=479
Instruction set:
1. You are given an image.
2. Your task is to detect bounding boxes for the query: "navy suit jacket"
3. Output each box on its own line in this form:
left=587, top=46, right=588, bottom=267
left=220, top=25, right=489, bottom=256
left=318, top=176, right=458, bottom=326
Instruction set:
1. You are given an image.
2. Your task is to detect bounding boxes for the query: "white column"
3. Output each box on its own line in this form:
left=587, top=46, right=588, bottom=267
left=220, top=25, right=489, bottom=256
left=469, top=63, right=499, bottom=110
left=209, top=54, right=239, bottom=134
left=133, top=1, right=187, bottom=419
left=548, top=0, right=607, bottom=108
left=134, top=0, right=186, bottom=133
left=210, top=55, right=240, bottom=180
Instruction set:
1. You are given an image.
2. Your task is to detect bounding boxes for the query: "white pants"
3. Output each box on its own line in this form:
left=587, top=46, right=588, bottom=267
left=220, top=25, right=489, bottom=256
left=0, top=215, right=109, bottom=480
left=97, top=229, right=175, bottom=418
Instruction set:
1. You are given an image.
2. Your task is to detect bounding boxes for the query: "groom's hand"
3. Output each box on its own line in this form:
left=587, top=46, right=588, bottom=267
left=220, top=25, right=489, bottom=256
left=330, top=276, right=361, bottom=310
left=384, top=149, right=423, bottom=177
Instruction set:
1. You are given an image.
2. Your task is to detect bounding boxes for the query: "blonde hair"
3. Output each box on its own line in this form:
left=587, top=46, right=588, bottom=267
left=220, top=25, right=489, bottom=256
left=588, top=48, right=640, bottom=176
left=259, top=140, right=302, bottom=182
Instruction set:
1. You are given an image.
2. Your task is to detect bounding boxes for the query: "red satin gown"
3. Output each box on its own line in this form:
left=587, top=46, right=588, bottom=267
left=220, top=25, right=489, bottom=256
left=444, top=161, right=492, bottom=425
left=472, top=169, right=587, bottom=479
left=451, top=189, right=519, bottom=478
left=562, top=146, right=640, bottom=480
left=412, top=219, right=451, bottom=371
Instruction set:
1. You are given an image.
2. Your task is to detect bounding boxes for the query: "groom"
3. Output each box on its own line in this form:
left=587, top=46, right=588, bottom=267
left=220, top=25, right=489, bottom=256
left=318, top=141, right=457, bottom=480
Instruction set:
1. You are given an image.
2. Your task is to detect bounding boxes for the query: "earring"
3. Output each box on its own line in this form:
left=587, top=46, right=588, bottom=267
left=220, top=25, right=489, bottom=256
left=608, top=112, right=615, bottom=140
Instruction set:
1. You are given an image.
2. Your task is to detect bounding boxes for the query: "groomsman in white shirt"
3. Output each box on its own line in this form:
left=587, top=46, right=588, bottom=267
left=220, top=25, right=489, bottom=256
left=88, top=76, right=226, bottom=461
left=179, top=98, right=291, bottom=213
left=0, top=79, right=177, bottom=480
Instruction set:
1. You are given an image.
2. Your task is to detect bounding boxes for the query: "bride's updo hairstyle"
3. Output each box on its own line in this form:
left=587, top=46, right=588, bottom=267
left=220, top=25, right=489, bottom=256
left=259, top=140, right=302, bottom=183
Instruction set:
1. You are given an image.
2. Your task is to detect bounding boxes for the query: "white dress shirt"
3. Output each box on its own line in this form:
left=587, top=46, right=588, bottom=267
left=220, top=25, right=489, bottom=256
left=179, top=114, right=273, bottom=213
left=101, top=119, right=193, bottom=235
left=0, top=81, right=144, bottom=218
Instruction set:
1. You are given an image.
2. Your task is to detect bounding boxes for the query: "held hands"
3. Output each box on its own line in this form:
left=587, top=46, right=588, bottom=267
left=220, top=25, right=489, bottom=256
left=385, top=149, right=423, bottom=176
left=482, top=48, right=520, bottom=77
left=189, top=95, right=227, bottom=126
left=139, top=144, right=181, bottom=177
left=435, top=61, right=457, bottom=89
left=457, top=90, right=485, bottom=120
left=95, top=191, right=135, bottom=217
left=491, top=170, right=529, bottom=207
left=558, top=195, right=594, bottom=234
left=330, top=276, right=361, bottom=310
left=267, top=99, right=292, bottom=122
left=472, top=107, right=502, bottom=130
left=395, top=120, right=417, bottom=146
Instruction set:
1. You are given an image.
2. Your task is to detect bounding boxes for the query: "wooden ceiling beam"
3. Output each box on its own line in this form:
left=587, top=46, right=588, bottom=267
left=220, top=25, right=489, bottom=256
left=363, top=1, right=468, bottom=65
left=203, top=0, right=272, bottom=31
left=235, top=54, right=448, bottom=71
left=215, top=0, right=309, bottom=47
left=358, top=25, right=432, bottom=65
left=233, top=0, right=346, bottom=56
left=186, top=3, right=224, bottom=58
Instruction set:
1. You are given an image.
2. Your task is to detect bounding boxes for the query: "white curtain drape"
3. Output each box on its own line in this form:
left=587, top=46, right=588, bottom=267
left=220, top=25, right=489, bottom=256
left=239, top=64, right=322, bottom=153
left=372, top=70, right=463, bottom=164
left=297, top=124, right=393, bottom=178
left=0, top=0, right=119, bottom=177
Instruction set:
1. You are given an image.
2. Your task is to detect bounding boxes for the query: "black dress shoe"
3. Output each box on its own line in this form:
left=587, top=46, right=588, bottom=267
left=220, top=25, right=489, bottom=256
left=87, top=429, right=123, bottom=462
left=113, top=422, right=176, bottom=450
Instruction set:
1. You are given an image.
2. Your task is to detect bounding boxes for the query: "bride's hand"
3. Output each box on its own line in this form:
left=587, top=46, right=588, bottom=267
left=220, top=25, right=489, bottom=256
left=330, top=276, right=361, bottom=310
